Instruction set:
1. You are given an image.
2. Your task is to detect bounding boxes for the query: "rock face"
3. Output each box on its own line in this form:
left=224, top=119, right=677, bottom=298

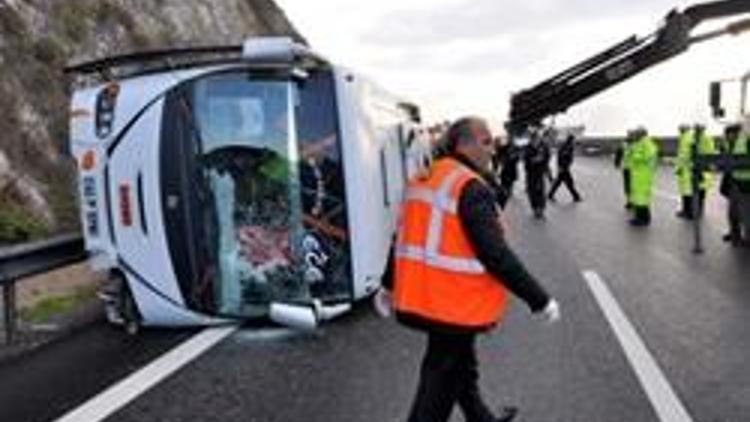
left=0, top=0, right=303, bottom=243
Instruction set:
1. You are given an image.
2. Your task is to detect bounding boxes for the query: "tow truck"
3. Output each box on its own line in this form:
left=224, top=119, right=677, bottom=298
left=507, top=0, right=750, bottom=138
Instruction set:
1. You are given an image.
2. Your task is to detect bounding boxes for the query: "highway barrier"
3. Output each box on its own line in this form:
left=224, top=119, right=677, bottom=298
left=0, top=233, right=87, bottom=344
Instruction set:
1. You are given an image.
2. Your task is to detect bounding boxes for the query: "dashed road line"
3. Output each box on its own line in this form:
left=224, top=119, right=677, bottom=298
left=582, top=270, right=694, bottom=422
left=54, top=325, right=239, bottom=422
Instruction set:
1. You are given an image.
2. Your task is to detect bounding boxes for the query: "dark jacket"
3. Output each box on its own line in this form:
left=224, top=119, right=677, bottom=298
left=524, top=141, right=551, bottom=175
left=557, top=139, right=575, bottom=170
left=499, top=144, right=520, bottom=183
left=384, top=154, right=551, bottom=332
left=614, top=143, right=625, bottom=168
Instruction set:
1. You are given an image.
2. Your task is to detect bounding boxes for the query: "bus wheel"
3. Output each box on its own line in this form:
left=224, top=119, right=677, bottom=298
left=121, top=284, right=141, bottom=336
left=100, top=272, right=125, bottom=325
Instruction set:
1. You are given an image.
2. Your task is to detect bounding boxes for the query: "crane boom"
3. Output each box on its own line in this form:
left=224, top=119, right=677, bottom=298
left=507, top=0, right=750, bottom=136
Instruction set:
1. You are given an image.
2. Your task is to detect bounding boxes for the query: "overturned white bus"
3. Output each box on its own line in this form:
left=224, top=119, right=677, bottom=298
left=66, top=37, right=428, bottom=332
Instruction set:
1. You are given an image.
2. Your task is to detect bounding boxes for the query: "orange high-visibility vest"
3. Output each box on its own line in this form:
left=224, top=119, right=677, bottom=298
left=393, top=157, right=509, bottom=330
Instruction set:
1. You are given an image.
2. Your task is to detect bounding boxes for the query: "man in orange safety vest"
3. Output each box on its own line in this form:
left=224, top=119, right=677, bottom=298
left=379, top=117, right=560, bottom=422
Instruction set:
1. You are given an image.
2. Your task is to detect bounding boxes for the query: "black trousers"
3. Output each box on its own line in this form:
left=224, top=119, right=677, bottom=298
left=632, top=206, right=651, bottom=224
left=680, top=189, right=706, bottom=218
left=407, top=332, right=496, bottom=422
left=526, top=171, right=547, bottom=212
left=728, top=189, right=741, bottom=240
left=500, top=168, right=517, bottom=196
left=623, top=169, right=631, bottom=206
left=548, top=169, right=581, bottom=201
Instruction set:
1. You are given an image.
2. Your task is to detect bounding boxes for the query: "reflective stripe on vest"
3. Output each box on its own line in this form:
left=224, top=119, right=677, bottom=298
left=396, top=166, right=484, bottom=274
left=393, top=158, right=508, bottom=329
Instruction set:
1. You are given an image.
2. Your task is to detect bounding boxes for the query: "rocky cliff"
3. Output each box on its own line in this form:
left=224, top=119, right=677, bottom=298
left=0, top=0, right=303, bottom=244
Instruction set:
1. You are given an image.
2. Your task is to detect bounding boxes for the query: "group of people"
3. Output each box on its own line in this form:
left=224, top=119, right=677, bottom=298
left=613, top=122, right=750, bottom=245
left=377, top=115, right=750, bottom=422
left=495, top=130, right=582, bottom=219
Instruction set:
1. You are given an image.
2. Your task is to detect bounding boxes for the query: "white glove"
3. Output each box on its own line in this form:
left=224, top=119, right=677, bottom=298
left=372, top=287, right=393, bottom=318
left=536, top=298, right=560, bottom=324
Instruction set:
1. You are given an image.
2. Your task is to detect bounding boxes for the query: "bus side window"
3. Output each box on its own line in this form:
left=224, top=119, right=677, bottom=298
left=380, top=147, right=390, bottom=208
left=398, top=126, right=410, bottom=184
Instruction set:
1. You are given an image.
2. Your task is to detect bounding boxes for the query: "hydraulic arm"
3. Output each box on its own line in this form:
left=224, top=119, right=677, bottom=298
left=507, top=0, right=750, bottom=136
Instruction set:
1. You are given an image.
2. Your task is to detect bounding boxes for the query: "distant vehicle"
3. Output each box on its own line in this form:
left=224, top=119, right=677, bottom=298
left=66, top=37, right=427, bottom=333
left=710, top=70, right=750, bottom=129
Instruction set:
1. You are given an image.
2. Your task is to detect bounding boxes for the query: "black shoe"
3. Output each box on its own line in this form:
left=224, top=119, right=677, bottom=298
left=533, top=209, right=545, bottom=219
left=495, top=406, right=519, bottom=422
left=630, top=218, right=648, bottom=227
left=574, top=196, right=583, bottom=202
left=676, top=210, right=693, bottom=220
left=548, top=195, right=556, bottom=202
left=722, top=233, right=734, bottom=242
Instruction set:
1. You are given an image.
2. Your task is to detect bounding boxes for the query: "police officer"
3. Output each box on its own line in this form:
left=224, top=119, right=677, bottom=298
left=728, top=125, right=750, bottom=246
left=524, top=131, right=552, bottom=218
left=675, top=124, right=716, bottom=219
left=497, top=141, right=520, bottom=197
left=615, top=130, right=635, bottom=209
left=674, top=124, right=694, bottom=217
left=720, top=124, right=742, bottom=243
left=548, top=134, right=582, bottom=202
left=629, top=127, right=659, bottom=226
left=385, top=117, right=559, bottom=422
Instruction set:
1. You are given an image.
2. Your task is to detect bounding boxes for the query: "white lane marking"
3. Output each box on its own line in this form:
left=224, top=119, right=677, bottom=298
left=581, top=270, right=694, bottom=422
left=54, top=325, right=239, bottom=422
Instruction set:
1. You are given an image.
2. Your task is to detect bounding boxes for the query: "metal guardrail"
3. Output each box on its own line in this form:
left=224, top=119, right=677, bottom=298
left=0, top=233, right=87, bottom=344
left=576, top=136, right=679, bottom=157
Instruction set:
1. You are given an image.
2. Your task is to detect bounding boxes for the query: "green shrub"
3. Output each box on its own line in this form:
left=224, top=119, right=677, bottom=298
left=0, top=201, right=50, bottom=244
left=45, top=167, right=81, bottom=233
left=20, top=284, right=98, bottom=323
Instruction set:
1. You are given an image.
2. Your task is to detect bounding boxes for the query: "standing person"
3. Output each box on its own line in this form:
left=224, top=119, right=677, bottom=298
left=498, top=141, right=520, bottom=197
left=629, top=127, right=659, bottom=226
left=728, top=126, right=750, bottom=246
left=386, top=116, right=559, bottom=422
left=674, top=124, right=694, bottom=217
left=614, top=131, right=635, bottom=209
left=694, top=124, right=717, bottom=215
left=548, top=134, right=582, bottom=202
left=524, top=132, right=552, bottom=218
left=720, top=124, right=741, bottom=243
left=675, top=124, right=716, bottom=219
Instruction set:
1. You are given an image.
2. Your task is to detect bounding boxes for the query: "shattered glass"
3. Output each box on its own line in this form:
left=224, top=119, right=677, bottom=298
left=193, top=75, right=308, bottom=316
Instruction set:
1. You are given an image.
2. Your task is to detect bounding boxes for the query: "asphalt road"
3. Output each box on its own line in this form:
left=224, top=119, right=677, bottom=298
left=1, top=156, right=748, bottom=422
left=0, top=321, right=195, bottom=422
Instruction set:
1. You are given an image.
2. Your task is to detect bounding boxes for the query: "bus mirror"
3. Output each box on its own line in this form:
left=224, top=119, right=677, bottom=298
left=290, top=67, right=309, bottom=82
left=710, top=82, right=725, bottom=118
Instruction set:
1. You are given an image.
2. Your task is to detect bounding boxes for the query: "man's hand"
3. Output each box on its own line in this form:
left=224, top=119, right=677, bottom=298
left=535, top=298, right=560, bottom=324
left=372, top=287, right=393, bottom=318
left=496, top=211, right=510, bottom=236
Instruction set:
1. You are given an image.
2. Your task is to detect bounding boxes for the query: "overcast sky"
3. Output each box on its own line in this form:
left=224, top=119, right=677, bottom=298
left=275, top=0, right=750, bottom=135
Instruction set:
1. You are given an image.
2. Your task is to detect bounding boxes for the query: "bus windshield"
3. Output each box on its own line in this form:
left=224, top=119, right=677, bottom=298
left=191, top=73, right=308, bottom=316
